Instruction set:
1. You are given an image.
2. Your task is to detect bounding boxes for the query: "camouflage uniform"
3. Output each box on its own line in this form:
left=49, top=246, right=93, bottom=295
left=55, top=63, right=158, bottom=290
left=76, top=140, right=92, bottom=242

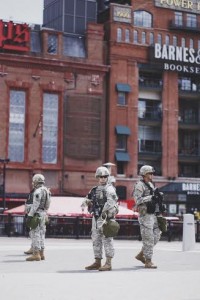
left=133, top=180, right=161, bottom=261
left=28, top=185, right=51, bottom=252
left=84, top=166, right=118, bottom=271
left=90, top=184, right=118, bottom=260
left=26, top=174, right=51, bottom=261
left=24, top=189, right=35, bottom=254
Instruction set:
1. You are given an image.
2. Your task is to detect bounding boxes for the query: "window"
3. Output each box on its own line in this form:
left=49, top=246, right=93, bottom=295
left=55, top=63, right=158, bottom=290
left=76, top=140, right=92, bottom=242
left=179, top=78, right=191, bottom=90
left=150, top=32, right=154, bottom=45
left=125, top=29, right=130, bottom=43
left=157, top=34, right=162, bottom=45
left=63, top=0, right=96, bottom=35
left=165, top=35, right=170, bottom=46
left=179, top=131, right=199, bottom=155
left=117, top=162, right=125, bottom=175
left=141, top=31, right=146, bottom=44
left=134, top=11, right=152, bottom=28
left=190, top=39, right=194, bottom=48
left=42, top=93, right=59, bottom=164
left=138, top=125, right=162, bottom=153
left=47, top=34, right=58, bottom=54
left=198, top=40, right=200, bottom=49
left=133, top=30, right=138, bottom=44
left=187, top=14, right=197, bottom=28
left=63, top=35, right=85, bottom=58
left=138, top=99, right=162, bottom=120
left=179, top=163, right=199, bottom=177
left=181, top=38, right=186, bottom=47
left=116, top=135, right=127, bottom=151
left=30, top=31, right=42, bottom=53
left=173, top=36, right=177, bottom=46
left=8, top=90, right=26, bottom=162
left=117, top=92, right=126, bottom=105
left=117, top=28, right=122, bottom=42
left=175, top=12, right=183, bottom=26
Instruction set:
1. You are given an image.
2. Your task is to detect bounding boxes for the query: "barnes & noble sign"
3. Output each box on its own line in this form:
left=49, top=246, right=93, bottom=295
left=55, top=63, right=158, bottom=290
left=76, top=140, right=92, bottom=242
left=152, top=43, right=200, bottom=74
left=155, top=0, right=200, bottom=14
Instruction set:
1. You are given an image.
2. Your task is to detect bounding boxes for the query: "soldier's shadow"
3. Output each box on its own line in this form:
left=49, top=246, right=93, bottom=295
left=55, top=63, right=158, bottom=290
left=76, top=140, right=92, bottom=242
left=3, top=254, right=29, bottom=262
left=57, top=266, right=143, bottom=273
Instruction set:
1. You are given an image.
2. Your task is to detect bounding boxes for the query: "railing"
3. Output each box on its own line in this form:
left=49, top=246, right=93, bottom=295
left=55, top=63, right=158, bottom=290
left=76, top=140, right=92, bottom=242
left=139, top=78, right=162, bottom=89
left=138, top=108, right=162, bottom=121
left=1, top=214, right=200, bottom=242
left=169, top=20, right=200, bottom=32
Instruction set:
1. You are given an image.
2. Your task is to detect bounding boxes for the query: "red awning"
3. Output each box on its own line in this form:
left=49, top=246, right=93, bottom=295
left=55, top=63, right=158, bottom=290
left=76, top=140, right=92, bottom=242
left=4, top=196, right=138, bottom=219
left=0, top=198, right=25, bottom=202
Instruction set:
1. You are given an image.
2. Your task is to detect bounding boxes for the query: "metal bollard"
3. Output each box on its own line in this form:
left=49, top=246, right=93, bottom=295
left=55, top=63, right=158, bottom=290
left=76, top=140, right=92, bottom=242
left=182, top=214, right=195, bottom=251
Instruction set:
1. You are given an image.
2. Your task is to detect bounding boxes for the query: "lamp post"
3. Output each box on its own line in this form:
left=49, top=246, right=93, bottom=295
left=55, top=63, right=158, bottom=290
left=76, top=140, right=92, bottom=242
left=0, top=158, right=10, bottom=212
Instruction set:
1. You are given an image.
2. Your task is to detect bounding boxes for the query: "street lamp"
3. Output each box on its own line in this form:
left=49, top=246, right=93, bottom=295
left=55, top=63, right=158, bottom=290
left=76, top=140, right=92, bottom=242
left=0, top=158, right=10, bottom=212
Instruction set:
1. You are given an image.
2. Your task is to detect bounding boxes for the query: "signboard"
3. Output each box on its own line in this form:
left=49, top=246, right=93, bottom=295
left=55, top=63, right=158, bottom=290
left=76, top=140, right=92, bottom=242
left=0, top=20, right=30, bottom=52
left=182, top=183, right=200, bottom=194
left=113, top=6, right=132, bottom=23
left=151, top=43, right=200, bottom=74
left=155, top=0, right=200, bottom=14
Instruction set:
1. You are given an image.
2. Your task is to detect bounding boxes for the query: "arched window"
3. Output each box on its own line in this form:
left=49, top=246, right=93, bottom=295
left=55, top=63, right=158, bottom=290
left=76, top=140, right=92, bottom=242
left=165, top=35, right=170, bottom=46
left=157, top=34, right=162, bottom=45
left=125, top=29, right=130, bottom=43
left=117, top=28, right=122, bottom=42
left=142, top=31, right=146, bottom=44
left=134, top=11, right=152, bottom=28
left=133, top=30, right=138, bottom=44
left=181, top=37, right=186, bottom=47
left=150, top=32, right=154, bottom=45
left=173, top=35, right=177, bottom=46
left=190, top=38, right=194, bottom=48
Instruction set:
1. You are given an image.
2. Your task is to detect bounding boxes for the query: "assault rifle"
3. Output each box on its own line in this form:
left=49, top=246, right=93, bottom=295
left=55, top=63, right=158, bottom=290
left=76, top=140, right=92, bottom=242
left=153, top=188, right=166, bottom=214
left=87, top=187, right=106, bottom=218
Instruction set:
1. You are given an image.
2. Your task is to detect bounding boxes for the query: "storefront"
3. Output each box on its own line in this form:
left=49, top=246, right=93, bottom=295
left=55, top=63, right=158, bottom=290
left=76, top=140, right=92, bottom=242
left=160, top=182, right=200, bottom=216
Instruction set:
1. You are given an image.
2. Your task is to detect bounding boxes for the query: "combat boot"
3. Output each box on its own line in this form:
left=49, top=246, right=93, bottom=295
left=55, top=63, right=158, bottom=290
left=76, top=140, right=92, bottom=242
left=145, top=259, right=157, bottom=269
left=85, top=258, right=101, bottom=270
left=26, top=251, right=41, bottom=261
left=24, top=247, right=33, bottom=255
left=99, top=257, right=112, bottom=271
left=39, top=249, right=45, bottom=260
left=135, top=250, right=146, bottom=264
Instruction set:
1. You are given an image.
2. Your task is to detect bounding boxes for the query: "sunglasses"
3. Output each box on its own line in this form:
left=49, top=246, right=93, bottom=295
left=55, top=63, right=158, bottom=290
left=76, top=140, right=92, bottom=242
left=99, top=175, right=108, bottom=179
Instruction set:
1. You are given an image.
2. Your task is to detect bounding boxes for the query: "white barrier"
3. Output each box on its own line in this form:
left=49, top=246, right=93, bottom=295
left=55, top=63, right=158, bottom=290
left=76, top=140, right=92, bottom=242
left=182, top=213, right=195, bottom=251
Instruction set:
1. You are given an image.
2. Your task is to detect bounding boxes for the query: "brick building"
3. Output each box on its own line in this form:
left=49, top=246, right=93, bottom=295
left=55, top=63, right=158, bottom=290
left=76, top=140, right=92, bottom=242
left=98, top=0, right=200, bottom=215
left=0, top=19, right=108, bottom=208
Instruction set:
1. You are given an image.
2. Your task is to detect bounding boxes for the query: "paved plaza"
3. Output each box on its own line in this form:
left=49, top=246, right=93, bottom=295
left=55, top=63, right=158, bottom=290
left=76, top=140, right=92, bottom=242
left=0, top=237, right=200, bottom=300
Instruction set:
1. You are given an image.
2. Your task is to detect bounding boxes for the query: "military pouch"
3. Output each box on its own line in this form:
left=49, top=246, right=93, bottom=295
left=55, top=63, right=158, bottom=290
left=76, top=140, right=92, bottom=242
left=157, top=216, right=167, bottom=233
left=26, top=214, right=41, bottom=229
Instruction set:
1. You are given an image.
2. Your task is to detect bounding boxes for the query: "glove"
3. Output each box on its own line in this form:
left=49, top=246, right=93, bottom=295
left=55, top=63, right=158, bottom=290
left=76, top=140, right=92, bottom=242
left=152, top=195, right=160, bottom=204
left=101, top=212, right=107, bottom=219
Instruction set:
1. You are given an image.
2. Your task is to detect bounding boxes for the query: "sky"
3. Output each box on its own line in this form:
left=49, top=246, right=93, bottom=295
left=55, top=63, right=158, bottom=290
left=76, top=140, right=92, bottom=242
left=0, top=0, right=43, bottom=24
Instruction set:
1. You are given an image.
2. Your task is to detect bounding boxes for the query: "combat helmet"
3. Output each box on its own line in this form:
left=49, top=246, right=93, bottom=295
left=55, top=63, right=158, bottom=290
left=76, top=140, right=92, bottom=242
left=139, top=165, right=155, bottom=176
left=32, top=174, right=45, bottom=186
left=95, top=166, right=110, bottom=178
left=103, top=219, right=120, bottom=238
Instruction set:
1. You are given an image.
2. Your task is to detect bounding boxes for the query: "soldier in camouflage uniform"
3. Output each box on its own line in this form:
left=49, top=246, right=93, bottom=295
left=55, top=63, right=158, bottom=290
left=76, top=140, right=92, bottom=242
left=26, top=174, right=51, bottom=262
left=24, top=189, right=35, bottom=255
left=83, top=166, right=118, bottom=271
left=133, top=165, right=161, bottom=269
